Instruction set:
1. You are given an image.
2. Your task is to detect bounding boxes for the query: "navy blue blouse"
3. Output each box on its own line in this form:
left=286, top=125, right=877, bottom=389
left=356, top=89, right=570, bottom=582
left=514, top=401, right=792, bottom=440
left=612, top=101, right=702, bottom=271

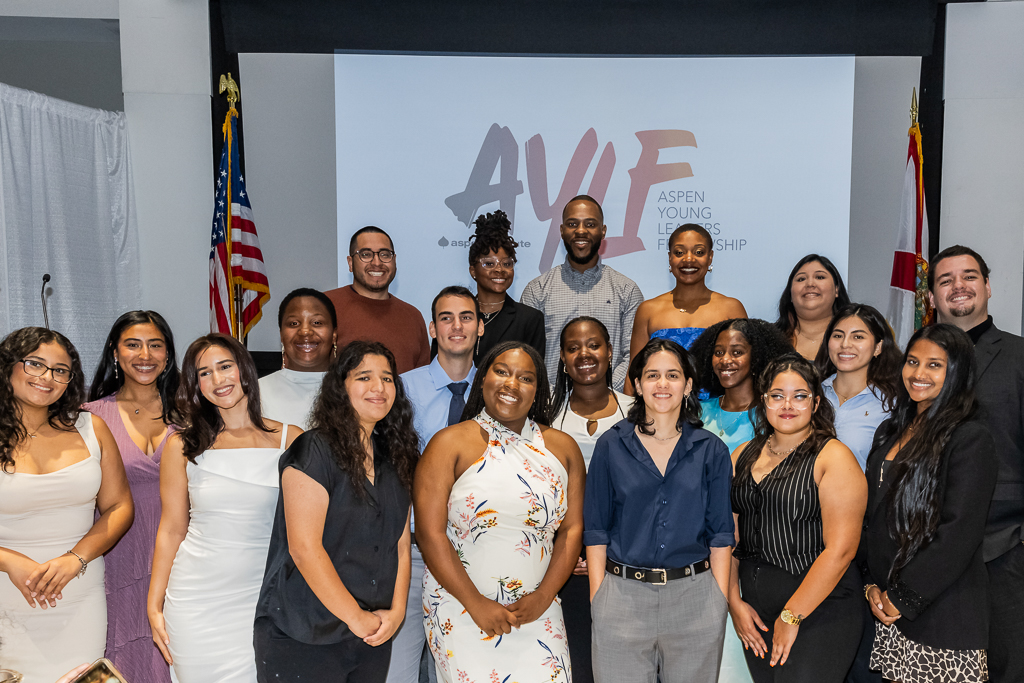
left=583, top=419, right=735, bottom=569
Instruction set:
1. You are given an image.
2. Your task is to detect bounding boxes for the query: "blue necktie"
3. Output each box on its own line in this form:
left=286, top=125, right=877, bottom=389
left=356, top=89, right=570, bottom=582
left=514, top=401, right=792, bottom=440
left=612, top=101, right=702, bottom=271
left=447, top=382, right=469, bottom=426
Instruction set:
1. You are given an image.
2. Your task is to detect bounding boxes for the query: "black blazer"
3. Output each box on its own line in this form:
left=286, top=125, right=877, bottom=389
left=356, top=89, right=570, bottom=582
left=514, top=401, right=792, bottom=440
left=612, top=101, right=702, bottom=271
left=973, top=322, right=1024, bottom=561
left=862, top=418, right=997, bottom=650
left=430, top=295, right=546, bottom=366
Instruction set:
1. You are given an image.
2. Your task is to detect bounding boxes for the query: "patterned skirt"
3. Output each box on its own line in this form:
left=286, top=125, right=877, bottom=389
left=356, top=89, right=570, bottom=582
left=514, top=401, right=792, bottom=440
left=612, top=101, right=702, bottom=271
left=871, top=622, right=988, bottom=683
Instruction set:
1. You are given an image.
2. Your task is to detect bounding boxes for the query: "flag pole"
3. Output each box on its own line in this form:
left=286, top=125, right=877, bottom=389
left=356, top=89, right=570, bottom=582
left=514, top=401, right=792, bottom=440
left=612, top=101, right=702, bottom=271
left=219, top=73, right=244, bottom=342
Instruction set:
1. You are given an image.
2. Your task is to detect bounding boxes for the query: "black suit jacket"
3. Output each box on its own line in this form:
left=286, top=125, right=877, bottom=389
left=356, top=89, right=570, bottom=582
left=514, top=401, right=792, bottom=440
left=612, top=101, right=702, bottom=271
left=863, top=419, right=997, bottom=650
left=973, top=322, right=1024, bottom=561
left=430, top=295, right=546, bottom=366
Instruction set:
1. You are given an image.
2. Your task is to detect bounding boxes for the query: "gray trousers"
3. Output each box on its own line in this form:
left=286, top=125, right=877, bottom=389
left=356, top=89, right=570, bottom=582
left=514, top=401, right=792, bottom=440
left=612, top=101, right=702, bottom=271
left=592, top=568, right=728, bottom=683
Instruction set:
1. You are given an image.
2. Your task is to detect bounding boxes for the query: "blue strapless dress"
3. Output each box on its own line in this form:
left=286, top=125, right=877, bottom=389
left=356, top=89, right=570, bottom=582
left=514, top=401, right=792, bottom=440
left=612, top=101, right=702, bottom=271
left=650, top=327, right=705, bottom=350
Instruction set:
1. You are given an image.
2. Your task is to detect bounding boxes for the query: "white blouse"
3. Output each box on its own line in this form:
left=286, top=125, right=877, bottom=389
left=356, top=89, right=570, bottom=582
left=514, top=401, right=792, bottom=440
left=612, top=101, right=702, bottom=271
left=550, top=390, right=631, bottom=469
left=258, top=369, right=326, bottom=430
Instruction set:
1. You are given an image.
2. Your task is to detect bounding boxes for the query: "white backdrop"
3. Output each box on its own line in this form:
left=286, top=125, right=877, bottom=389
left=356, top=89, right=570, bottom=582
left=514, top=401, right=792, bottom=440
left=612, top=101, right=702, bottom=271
left=335, top=54, right=854, bottom=322
left=0, top=82, right=140, bottom=378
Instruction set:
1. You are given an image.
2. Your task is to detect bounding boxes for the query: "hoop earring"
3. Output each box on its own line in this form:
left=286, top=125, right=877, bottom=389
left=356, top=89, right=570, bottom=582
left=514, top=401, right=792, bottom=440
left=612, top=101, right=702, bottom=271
left=281, top=344, right=287, bottom=369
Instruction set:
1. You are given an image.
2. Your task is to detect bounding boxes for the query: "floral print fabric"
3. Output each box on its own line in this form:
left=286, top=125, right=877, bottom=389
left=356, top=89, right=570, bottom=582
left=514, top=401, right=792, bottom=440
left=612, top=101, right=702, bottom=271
left=424, top=409, right=571, bottom=683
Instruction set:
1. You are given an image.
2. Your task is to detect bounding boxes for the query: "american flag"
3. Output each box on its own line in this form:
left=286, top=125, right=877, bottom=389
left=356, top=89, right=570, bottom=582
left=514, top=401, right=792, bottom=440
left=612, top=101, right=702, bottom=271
left=209, top=108, right=270, bottom=338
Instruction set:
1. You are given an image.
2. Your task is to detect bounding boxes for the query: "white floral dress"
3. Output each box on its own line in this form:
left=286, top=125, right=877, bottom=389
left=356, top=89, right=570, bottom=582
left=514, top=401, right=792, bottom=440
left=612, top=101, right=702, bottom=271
left=424, top=409, right=571, bottom=683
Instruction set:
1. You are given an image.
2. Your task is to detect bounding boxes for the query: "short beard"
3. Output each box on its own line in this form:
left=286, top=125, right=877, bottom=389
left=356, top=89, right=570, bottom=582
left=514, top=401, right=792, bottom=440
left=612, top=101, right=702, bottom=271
left=948, top=303, right=976, bottom=318
left=565, top=240, right=601, bottom=265
left=354, top=271, right=395, bottom=294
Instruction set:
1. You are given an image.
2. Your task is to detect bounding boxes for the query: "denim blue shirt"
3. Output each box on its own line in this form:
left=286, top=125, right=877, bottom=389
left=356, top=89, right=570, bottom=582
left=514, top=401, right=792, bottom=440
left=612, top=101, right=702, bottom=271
left=584, top=419, right=735, bottom=569
left=821, top=374, right=889, bottom=471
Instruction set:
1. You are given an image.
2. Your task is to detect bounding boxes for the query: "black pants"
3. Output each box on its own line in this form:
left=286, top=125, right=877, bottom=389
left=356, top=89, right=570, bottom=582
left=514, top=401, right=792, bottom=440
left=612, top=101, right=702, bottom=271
left=255, top=616, right=393, bottom=683
left=987, top=541, right=1024, bottom=683
left=739, top=560, right=862, bottom=683
left=558, top=572, right=594, bottom=683
left=844, top=600, right=883, bottom=683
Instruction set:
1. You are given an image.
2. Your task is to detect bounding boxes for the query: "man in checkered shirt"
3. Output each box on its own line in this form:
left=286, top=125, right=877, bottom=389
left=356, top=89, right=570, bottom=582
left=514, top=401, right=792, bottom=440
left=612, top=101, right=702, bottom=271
left=520, top=195, right=644, bottom=391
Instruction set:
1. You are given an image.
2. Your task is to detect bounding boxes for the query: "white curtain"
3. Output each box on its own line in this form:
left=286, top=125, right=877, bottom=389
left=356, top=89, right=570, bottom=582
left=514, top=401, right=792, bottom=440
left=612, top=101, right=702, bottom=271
left=0, top=82, right=140, bottom=380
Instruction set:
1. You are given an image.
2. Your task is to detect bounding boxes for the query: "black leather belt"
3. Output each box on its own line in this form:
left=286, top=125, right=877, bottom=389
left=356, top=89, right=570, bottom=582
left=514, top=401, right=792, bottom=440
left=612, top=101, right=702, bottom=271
left=605, top=557, right=711, bottom=585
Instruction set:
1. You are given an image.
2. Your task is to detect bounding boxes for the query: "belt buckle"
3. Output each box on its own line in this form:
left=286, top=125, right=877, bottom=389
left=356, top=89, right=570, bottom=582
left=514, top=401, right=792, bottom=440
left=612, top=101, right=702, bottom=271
left=651, top=568, right=668, bottom=585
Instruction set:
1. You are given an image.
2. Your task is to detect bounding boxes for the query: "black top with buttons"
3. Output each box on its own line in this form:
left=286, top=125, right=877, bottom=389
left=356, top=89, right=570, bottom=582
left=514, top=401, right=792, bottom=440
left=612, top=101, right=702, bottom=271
left=256, top=430, right=410, bottom=644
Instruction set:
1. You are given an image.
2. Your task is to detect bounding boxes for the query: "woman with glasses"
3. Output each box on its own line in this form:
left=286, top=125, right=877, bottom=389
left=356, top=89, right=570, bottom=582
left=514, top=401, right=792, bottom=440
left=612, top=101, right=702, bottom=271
left=461, top=210, right=545, bottom=363
left=861, top=325, right=997, bottom=683
left=85, top=311, right=181, bottom=683
left=729, top=354, right=867, bottom=681
left=0, top=327, right=134, bottom=682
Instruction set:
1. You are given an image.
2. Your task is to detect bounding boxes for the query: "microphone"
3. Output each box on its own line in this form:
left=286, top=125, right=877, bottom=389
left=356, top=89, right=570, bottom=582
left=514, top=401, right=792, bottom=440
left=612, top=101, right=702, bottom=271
left=41, top=273, right=51, bottom=330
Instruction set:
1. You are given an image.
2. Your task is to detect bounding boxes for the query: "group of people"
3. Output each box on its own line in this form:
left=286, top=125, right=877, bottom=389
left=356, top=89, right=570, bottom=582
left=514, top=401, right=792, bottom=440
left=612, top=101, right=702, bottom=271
left=0, top=194, right=1020, bottom=683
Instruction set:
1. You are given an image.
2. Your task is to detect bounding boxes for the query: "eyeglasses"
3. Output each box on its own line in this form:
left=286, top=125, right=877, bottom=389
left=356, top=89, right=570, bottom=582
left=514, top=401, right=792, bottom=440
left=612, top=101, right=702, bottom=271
left=19, top=359, right=75, bottom=384
left=763, top=392, right=813, bottom=409
left=354, top=248, right=395, bottom=263
left=477, top=258, right=515, bottom=270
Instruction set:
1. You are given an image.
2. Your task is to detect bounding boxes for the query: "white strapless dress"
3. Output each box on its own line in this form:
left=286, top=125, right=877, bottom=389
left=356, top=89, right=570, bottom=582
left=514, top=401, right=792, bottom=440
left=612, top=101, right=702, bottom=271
left=0, top=412, right=105, bottom=683
left=164, top=428, right=287, bottom=683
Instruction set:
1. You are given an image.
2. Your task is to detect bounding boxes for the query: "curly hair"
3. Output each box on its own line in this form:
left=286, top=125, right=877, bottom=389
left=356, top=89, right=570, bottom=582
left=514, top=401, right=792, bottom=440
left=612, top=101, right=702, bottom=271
left=463, top=341, right=551, bottom=426
left=874, top=324, right=979, bottom=585
left=88, top=310, right=182, bottom=425
left=310, top=341, right=420, bottom=499
left=0, top=327, right=85, bottom=472
left=468, top=209, right=518, bottom=265
left=690, top=318, right=793, bottom=399
left=815, top=303, right=902, bottom=412
left=734, top=353, right=836, bottom=483
left=626, top=338, right=703, bottom=434
left=175, top=334, right=271, bottom=463
left=551, top=316, right=613, bottom=418
left=775, top=254, right=852, bottom=340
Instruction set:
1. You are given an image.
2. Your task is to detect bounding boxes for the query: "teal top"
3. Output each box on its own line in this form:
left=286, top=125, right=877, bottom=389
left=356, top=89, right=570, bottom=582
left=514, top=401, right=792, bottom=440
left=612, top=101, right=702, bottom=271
left=700, top=397, right=756, bottom=454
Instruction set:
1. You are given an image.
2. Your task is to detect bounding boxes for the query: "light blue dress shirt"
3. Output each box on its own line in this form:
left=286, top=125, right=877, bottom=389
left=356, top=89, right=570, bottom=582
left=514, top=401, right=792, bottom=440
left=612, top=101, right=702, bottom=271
left=822, top=374, right=889, bottom=471
left=400, top=356, right=478, bottom=452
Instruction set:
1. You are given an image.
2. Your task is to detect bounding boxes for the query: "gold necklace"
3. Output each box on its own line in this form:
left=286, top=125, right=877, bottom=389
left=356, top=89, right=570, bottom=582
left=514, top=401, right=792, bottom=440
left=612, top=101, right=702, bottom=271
left=637, top=425, right=680, bottom=441
left=767, top=433, right=810, bottom=457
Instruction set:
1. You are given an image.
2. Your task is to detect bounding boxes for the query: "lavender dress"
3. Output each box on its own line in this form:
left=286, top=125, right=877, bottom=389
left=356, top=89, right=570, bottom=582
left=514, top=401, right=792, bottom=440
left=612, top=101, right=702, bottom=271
left=84, top=395, right=174, bottom=683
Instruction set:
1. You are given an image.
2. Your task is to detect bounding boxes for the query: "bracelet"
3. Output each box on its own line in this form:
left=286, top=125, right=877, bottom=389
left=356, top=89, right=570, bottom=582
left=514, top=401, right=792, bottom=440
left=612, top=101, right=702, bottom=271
left=66, top=550, right=87, bottom=578
left=864, top=583, right=877, bottom=601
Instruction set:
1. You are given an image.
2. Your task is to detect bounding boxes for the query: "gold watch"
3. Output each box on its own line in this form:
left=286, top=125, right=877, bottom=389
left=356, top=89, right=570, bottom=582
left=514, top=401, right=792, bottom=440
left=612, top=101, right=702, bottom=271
left=780, top=608, right=804, bottom=625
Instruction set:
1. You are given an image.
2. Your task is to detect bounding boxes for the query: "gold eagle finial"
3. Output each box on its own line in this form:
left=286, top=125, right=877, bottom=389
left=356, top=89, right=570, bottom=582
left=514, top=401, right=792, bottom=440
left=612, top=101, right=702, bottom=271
left=219, top=72, right=240, bottom=110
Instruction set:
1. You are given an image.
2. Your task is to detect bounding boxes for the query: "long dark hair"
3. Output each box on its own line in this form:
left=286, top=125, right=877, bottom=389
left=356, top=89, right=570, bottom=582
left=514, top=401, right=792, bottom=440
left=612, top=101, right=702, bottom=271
left=463, top=341, right=551, bottom=426
left=310, top=341, right=420, bottom=499
left=0, top=327, right=86, bottom=472
left=690, top=318, right=793, bottom=399
left=176, top=334, right=271, bottom=462
left=89, top=310, right=181, bottom=424
left=874, top=324, right=978, bottom=584
left=735, top=353, right=836, bottom=482
left=815, top=303, right=902, bottom=412
left=775, top=254, right=851, bottom=339
left=626, top=338, right=702, bottom=435
left=551, top=316, right=614, bottom=418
